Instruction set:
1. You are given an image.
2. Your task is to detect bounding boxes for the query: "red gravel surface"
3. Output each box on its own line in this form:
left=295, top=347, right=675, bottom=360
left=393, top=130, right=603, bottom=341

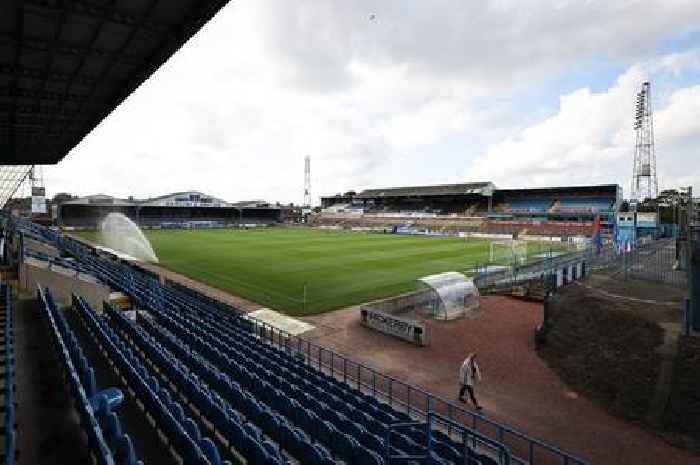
left=303, top=296, right=697, bottom=465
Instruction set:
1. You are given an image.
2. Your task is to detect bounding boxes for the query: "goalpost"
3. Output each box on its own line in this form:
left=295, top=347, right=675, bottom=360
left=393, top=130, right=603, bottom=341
left=489, top=239, right=527, bottom=265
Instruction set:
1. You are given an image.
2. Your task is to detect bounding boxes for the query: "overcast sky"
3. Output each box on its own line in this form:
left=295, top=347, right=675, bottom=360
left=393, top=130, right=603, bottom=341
left=45, top=1, right=700, bottom=204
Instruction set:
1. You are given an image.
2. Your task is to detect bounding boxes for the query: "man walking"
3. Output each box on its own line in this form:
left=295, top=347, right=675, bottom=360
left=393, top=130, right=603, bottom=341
left=458, top=353, right=482, bottom=410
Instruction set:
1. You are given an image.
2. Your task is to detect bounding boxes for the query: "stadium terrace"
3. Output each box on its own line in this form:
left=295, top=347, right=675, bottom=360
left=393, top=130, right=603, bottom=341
left=55, top=191, right=288, bottom=228
left=320, top=182, right=623, bottom=239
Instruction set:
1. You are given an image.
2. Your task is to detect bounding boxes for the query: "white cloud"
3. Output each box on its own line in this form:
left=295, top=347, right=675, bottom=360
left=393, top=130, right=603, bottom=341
left=472, top=59, right=700, bottom=194
left=42, top=1, right=700, bottom=203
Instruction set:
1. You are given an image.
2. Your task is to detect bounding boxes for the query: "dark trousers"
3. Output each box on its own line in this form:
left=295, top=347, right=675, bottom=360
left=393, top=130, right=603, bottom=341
left=459, top=384, right=478, bottom=405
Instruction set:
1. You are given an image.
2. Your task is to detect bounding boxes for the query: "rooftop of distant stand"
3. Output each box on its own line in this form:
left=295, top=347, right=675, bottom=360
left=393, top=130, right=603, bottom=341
left=1, top=0, right=231, bottom=165
left=354, top=182, right=495, bottom=198
left=495, top=184, right=620, bottom=196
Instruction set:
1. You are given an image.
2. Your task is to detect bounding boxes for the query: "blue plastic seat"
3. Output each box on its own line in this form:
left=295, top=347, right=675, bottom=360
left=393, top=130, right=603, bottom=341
left=169, top=402, right=185, bottom=423
left=84, top=367, right=97, bottom=398
left=224, top=417, right=244, bottom=451
left=332, top=429, right=357, bottom=462
left=262, top=440, right=281, bottom=462
left=183, top=417, right=201, bottom=442
left=241, top=433, right=269, bottom=464
left=200, top=437, right=221, bottom=465
left=114, top=434, right=138, bottom=465
left=433, top=440, right=460, bottom=463
left=244, top=422, right=261, bottom=442
left=425, top=450, right=450, bottom=465
left=359, top=430, right=385, bottom=456
left=353, top=445, right=384, bottom=465
left=102, top=411, right=123, bottom=448
left=90, top=387, right=124, bottom=415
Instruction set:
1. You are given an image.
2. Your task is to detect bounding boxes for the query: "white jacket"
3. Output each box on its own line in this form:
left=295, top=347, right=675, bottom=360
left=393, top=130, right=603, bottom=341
left=459, top=355, right=482, bottom=387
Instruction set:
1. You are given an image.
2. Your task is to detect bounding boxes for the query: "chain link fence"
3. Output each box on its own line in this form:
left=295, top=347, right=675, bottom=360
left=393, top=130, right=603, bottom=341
left=584, top=238, right=687, bottom=288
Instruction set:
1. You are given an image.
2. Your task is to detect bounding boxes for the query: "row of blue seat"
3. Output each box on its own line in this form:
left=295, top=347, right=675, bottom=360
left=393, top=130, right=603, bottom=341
left=66, top=254, right=459, bottom=464
left=105, top=303, right=289, bottom=465
left=72, top=294, right=214, bottom=465
left=38, top=287, right=136, bottom=465
left=145, top=302, right=428, bottom=465
left=152, top=300, right=417, bottom=429
left=107, top=304, right=337, bottom=465
left=558, top=197, right=612, bottom=209
left=24, top=249, right=96, bottom=277
left=56, top=235, right=501, bottom=465
left=154, top=286, right=496, bottom=465
left=153, top=281, right=503, bottom=465
left=45, top=288, right=100, bottom=400
left=1, top=282, right=16, bottom=465
left=141, top=309, right=383, bottom=465
left=103, top=310, right=232, bottom=465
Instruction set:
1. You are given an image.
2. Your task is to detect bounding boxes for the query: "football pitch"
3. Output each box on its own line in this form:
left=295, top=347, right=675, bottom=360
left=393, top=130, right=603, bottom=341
left=77, top=228, right=564, bottom=315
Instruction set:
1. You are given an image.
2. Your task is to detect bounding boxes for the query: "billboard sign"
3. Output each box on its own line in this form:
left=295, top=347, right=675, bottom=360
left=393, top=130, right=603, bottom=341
left=360, top=307, right=427, bottom=346
left=31, top=187, right=46, bottom=214
left=636, top=212, right=658, bottom=228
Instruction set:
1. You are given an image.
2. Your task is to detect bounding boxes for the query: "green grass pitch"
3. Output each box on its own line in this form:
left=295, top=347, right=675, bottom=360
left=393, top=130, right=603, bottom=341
left=76, top=228, right=563, bottom=316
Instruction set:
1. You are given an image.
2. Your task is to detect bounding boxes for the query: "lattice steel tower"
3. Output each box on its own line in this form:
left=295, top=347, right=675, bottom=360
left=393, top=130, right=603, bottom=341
left=303, top=156, right=311, bottom=207
left=631, top=81, right=657, bottom=201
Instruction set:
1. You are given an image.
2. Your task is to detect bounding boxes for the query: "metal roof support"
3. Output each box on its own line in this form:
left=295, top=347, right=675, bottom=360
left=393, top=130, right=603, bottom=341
left=38, top=0, right=117, bottom=150
left=8, top=2, right=24, bottom=155
left=0, top=165, right=32, bottom=209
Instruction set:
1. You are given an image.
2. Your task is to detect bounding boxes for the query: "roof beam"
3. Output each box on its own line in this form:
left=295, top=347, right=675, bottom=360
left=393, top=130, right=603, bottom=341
left=24, top=0, right=171, bottom=35
left=46, top=0, right=162, bottom=144
left=19, top=1, right=69, bottom=162
left=0, top=103, right=76, bottom=118
left=0, top=87, right=100, bottom=104
left=0, top=165, right=32, bottom=209
left=8, top=2, right=25, bottom=155
left=0, top=33, right=146, bottom=67
left=36, top=0, right=117, bottom=148
left=0, top=64, right=112, bottom=87
left=4, top=114, right=92, bottom=126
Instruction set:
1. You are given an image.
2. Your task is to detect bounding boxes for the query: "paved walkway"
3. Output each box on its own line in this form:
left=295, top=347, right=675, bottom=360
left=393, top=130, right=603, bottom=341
left=302, top=296, right=697, bottom=465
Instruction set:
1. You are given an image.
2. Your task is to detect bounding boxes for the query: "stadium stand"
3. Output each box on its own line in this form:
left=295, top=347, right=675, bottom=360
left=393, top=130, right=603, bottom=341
left=554, top=197, right=613, bottom=213
left=499, top=199, right=553, bottom=213
left=318, top=183, right=620, bottom=238
left=1, top=281, right=16, bottom=465
left=24, top=249, right=97, bottom=278
left=38, top=286, right=137, bottom=465
left=71, top=294, right=222, bottom=465
left=0, top=214, right=588, bottom=465
left=57, top=193, right=282, bottom=228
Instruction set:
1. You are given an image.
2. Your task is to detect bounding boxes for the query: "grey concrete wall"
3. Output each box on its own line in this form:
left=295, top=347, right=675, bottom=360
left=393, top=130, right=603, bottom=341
left=19, top=261, right=110, bottom=310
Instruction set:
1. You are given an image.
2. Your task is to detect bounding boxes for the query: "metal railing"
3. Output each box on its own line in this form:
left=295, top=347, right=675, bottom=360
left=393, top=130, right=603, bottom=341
left=582, top=238, right=686, bottom=288
left=247, top=315, right=587, bottom=465
left=429, top=413, right=512, bottom=465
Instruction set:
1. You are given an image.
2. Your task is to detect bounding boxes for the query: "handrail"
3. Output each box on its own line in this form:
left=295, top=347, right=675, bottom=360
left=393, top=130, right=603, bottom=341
left=430, top=412, right=511, bottom=465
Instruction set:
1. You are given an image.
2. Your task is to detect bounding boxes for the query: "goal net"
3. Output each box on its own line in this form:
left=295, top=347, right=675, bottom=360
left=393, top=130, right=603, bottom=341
left=489, top=240, right=527, bottom=265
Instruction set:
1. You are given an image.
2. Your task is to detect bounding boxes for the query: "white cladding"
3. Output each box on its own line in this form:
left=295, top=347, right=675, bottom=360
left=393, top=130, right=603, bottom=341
left=140, top=192, right=232, bottom=208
